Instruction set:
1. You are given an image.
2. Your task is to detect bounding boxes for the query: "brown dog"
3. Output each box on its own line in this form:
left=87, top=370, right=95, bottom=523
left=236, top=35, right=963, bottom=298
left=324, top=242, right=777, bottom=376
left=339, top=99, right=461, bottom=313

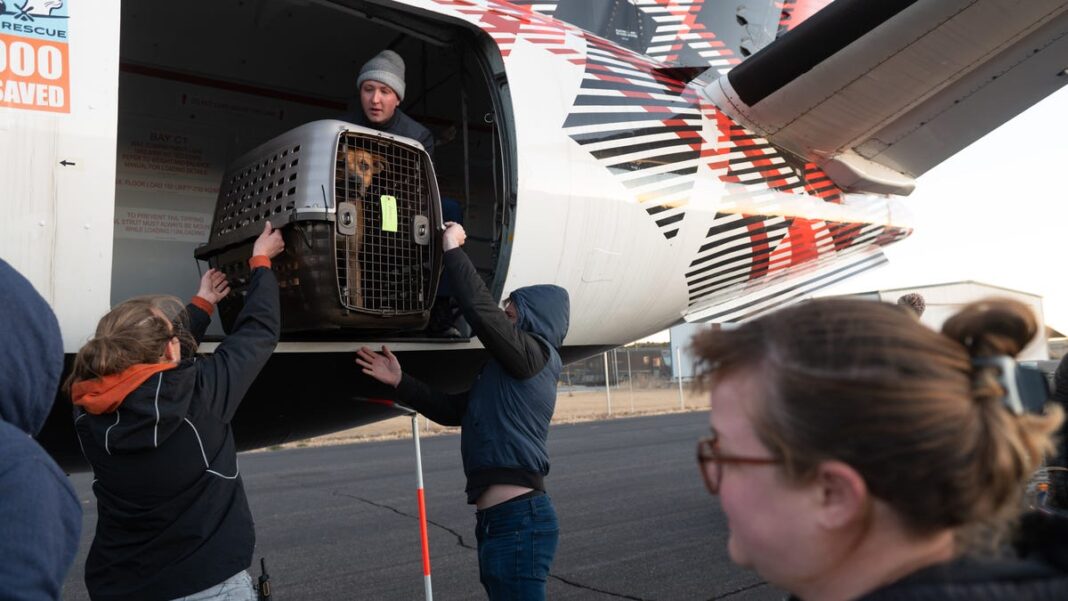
left=341, top=147, right=388, bottom=309
left=344, top=147, right=387, bottom=198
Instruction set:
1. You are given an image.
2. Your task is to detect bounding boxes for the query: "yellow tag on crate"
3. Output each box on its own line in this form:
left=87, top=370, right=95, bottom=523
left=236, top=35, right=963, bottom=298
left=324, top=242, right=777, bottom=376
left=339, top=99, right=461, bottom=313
left=380, top=195, right=398, bottom=232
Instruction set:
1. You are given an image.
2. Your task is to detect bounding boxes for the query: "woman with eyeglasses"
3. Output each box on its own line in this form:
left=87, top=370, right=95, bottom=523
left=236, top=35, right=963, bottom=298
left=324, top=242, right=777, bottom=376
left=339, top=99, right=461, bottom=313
left=68, top=222, right=283, bottom=601
left=692, top=297, right=1068, bottom=601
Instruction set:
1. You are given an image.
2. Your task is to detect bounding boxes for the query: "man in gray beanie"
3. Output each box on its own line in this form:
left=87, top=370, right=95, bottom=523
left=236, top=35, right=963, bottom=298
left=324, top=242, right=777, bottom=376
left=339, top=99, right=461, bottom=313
left=345, top=49, right=435, bottom=158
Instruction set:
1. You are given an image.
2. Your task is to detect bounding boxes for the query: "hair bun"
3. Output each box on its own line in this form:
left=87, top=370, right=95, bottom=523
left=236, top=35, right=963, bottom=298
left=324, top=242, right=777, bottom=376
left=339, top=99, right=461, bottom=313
left=941, top=298, right=1036, bottom=358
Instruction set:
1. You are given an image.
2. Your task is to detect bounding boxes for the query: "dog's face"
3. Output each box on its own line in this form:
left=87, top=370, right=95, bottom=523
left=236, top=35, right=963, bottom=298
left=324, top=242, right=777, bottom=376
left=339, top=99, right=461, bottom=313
left=344, top=148, right=387, bottom=197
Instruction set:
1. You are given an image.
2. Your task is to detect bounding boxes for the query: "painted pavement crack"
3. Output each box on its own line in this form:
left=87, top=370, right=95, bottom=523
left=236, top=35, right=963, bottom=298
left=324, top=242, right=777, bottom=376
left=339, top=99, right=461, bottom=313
left=548, top=573, right=653, bottom=600
left=334, top=491, right=654, bottom=600
left=332, top=490, right=475, bottom=550
left=707, top=580, right=770, bottom=600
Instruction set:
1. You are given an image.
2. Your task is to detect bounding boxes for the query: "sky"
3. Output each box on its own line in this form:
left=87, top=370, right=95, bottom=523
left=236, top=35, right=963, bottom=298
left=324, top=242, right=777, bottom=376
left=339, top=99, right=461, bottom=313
left=642, top=83, right=1068, bottom=343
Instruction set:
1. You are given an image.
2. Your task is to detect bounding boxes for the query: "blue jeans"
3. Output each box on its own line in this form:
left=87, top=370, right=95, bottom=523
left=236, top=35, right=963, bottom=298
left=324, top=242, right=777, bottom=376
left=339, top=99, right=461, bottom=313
left=475, top=493, right=559, bottom=600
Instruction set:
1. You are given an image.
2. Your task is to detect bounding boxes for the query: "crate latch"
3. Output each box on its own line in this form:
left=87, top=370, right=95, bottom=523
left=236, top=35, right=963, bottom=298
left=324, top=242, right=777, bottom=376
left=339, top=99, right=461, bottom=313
left=337, top=202, right=357, bottom=236
left=411, top=215, right=430, bottom=246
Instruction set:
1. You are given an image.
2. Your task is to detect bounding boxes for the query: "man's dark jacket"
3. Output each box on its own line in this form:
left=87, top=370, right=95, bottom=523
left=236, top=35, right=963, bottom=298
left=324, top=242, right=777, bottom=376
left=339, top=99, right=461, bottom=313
left=1051, top=355, right=1068, bottom=507
left=0, top=259, right=81, bottom=601
left=344, top=107, right=435, bottom=159
left=396, top=249, right=569, bottom=502
left=74, top=266, right=279, bottom=601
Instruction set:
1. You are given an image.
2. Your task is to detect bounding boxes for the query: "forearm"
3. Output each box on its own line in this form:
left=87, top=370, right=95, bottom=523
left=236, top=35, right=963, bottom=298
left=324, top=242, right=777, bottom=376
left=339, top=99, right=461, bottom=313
left=186, top=300, right=212, bottom=345
left=221, top=266, right=280, bottom=361
left=395, top=374, right=466, bottom=426
left=444, top=249, right=546, bottom=377
left=203, top=265, right=281, bottom=421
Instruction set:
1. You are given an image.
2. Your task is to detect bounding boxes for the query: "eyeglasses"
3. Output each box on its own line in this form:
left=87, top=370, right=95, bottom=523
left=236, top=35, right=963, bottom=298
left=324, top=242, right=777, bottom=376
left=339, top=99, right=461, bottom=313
left=696, top=432, right=782, bottom=494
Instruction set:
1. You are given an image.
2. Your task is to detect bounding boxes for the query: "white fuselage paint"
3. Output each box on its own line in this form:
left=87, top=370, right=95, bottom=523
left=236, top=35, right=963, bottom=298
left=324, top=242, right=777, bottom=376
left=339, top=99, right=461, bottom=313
left=1, top=0, right=908, bottom=354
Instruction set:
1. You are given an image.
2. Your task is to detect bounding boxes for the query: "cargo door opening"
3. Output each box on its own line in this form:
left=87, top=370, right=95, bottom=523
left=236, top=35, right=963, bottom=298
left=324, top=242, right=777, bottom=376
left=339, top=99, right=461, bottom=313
left=112, top=0, right=513, bottom=339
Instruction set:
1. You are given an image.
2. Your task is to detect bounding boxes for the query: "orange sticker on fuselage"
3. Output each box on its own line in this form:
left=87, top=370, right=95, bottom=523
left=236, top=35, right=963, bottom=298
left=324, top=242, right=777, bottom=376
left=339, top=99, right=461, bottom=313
left=0, top=2, right=71, bottom=114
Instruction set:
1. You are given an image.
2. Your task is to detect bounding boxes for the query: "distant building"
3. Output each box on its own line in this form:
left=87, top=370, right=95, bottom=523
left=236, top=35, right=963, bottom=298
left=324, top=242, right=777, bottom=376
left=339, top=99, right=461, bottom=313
left=668, top=322, right=713, bottom=382
left=855, top=281, right=1048, bottom=361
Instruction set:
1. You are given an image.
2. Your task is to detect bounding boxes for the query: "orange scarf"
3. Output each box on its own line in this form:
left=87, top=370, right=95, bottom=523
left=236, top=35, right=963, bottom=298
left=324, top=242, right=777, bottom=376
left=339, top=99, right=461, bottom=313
left=72, top=363, right=177, bottom=415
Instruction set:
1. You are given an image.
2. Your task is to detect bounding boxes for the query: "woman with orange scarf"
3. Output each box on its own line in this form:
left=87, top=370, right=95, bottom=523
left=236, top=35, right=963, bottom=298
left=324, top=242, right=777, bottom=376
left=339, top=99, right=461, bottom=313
left=68, top=222, right=283, bottom=601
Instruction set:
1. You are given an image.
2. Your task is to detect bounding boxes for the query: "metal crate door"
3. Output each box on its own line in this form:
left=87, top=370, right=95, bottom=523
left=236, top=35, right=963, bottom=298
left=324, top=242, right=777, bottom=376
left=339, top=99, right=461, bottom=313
left=335, top=132, right=433, bottom=316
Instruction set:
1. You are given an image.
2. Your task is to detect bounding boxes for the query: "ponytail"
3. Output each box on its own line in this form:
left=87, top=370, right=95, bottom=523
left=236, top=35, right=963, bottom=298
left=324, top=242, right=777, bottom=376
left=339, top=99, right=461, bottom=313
left=942, top=299, right=1061, bottom=529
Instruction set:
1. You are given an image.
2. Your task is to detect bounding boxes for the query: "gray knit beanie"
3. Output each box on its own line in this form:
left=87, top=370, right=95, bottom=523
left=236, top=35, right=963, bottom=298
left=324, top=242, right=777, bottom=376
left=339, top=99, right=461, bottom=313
left=357, top=50, right=406, bottom=101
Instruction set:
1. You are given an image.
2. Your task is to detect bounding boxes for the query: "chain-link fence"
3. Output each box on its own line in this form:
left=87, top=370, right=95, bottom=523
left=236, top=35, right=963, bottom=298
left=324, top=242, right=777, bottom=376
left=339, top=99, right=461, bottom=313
left=555, top=344, right=705, bottom=421
left=292, top=343, right=703, bottom=449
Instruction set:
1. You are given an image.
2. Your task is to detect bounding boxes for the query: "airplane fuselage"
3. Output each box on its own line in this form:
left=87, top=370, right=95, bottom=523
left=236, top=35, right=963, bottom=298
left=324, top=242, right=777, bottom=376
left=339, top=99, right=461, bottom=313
left=2, top=0, right=910, bottom=468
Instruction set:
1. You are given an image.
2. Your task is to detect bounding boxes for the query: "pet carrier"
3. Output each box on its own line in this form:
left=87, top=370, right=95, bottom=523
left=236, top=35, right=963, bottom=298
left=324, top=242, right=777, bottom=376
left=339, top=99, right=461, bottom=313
left=194, top=119, right=442, bottom=333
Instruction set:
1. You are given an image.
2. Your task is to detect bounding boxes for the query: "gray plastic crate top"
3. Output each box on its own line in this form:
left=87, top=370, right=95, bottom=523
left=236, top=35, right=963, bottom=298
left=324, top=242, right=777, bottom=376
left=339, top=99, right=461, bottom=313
left=195, top=119, right=436, bottom=257
left=192, top=119, right=443, bottom=332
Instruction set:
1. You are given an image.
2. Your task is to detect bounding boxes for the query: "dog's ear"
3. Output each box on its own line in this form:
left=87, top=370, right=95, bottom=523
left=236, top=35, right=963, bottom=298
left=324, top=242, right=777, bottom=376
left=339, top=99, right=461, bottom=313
left=372, top=158, right=387, bottom=176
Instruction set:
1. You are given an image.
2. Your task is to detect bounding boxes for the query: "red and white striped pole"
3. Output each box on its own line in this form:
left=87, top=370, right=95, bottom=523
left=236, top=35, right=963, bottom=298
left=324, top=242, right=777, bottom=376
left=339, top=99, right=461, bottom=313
left=411, top=413, right=433, bottom=601
left=369, top=399, right=433, bottom=600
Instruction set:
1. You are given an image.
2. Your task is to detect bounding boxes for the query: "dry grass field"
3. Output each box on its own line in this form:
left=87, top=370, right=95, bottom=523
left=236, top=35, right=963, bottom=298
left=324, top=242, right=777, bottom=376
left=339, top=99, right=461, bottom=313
left=275, top=386, right=707, bottom=449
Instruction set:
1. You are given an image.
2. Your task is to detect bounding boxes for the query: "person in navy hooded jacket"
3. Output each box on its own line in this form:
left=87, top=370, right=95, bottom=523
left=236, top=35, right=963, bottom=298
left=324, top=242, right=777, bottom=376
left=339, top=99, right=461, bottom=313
left=0, top=259, right=81, bottom=601
left=357, top=222, right=570, bottom=600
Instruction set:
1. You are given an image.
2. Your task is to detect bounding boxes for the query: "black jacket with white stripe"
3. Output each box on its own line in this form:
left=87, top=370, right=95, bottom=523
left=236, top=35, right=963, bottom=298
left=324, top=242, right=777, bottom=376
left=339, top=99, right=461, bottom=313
left=74, top=266, right=279, bottom=601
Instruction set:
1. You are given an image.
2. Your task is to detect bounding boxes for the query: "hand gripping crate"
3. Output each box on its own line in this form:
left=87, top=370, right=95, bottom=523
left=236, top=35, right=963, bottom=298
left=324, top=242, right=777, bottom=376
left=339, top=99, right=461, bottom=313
left=194, top=119, right=442, bottom=333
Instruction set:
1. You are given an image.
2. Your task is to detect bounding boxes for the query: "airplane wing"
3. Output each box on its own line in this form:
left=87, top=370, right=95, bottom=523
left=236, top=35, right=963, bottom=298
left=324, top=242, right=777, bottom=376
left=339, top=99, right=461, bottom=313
left=702, top=0, right=1068, bottom=195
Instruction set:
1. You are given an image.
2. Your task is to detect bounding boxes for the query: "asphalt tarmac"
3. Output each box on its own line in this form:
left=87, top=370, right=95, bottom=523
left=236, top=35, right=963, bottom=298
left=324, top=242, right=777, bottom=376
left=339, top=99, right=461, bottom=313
left=62, top=412, right=785, bottom=600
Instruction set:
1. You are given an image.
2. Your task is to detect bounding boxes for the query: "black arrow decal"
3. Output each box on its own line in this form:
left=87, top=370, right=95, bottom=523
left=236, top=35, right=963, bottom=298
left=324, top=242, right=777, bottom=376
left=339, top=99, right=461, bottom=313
left=59, top=160, right=76, bottom=167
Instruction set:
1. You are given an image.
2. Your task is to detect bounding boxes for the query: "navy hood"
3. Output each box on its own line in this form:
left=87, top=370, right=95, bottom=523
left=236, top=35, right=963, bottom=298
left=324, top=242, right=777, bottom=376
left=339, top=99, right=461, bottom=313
left=509, top=285, right=569, bottom=349
left=0, top=259, right=64, bottom=436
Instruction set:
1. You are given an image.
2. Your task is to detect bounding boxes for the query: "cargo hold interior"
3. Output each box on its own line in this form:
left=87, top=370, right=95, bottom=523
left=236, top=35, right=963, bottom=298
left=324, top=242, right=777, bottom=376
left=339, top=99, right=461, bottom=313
left=112, top=0, right=514, bottom=338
